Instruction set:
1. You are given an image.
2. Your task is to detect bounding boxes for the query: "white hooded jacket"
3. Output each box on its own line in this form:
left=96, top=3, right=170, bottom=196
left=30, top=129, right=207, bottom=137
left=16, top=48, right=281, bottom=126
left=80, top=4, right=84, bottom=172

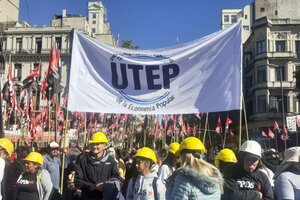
left=126, top=170, right=166, bottom=200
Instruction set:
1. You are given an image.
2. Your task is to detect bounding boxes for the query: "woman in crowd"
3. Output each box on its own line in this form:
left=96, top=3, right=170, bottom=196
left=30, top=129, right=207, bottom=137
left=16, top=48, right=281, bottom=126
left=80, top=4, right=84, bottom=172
left=158, top=142, right=180, bottom=183
left=16, top=151, right=53, bottom=200
left=171, top=137, right=223, bottom=200
left=274, top=146, right=300, bottom=200
left=126, top=147, right=166, bottom=200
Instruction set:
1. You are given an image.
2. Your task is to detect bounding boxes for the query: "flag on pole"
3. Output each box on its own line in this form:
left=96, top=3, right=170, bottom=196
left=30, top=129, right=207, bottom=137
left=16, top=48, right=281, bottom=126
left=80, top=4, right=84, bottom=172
left=225, top=116, right=233, bottom=129
left=273, top=121, right=280, bottom=132
left=215, top=115, right=222, bottom=134
left=268, top=128, right=275, bottom=139
left=283, top=125, right=288, bottom=135
left=22, top=64, right=40, bottom=89
left=229, top=130, right=235, bottom=137
left=296, top=115, right=300, bottom=127
left=262, top=130, right=267, bottom=137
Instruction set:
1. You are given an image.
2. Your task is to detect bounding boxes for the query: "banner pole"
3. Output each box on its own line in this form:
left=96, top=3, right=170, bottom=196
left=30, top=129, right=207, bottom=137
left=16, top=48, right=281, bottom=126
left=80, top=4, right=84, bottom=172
left=60, top=109, right=69, bottom=195
left=203, top=113, right=208, bottom=144
left=47, top=88, right=52, bottom=144
left=242, top=94, right=249, bottom=140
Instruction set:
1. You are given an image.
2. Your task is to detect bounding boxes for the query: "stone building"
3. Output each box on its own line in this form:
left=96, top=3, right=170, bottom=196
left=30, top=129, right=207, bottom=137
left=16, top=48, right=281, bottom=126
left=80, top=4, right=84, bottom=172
left=0, top=1, right=114, bottom=131
left=243, top=0, right=300, bottom=146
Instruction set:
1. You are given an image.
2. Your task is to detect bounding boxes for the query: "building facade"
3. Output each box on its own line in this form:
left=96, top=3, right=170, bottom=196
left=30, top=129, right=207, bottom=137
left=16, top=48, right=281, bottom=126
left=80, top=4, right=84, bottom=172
left=0, top=1, right=114, bottom=131
left=0, top=0, right=19, bottom=22
left=243, top=0, right=300, bottom=143
left=221, top=5, right=253, bottom=43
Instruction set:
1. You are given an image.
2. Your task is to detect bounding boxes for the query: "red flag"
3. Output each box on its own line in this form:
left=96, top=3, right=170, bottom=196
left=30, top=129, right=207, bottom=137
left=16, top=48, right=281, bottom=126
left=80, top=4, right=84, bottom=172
left=215, top=115, right=222, bottom=134
left=268, top=128, right=275, bottom=139
left=195, top=113, right=201, bottom=119
left=229, top=130, right=235, bottom=137
left=262, top=130, right=267, bottom=137
left=283, top=125, right=288, bottom=135
left=155, top=130, right=162, bottom=139
left=225, top=116, right=233, bottom=129
left=148, top=128, right=155, bottom=136
left=273, top=121, right=279, bottom=131
left=296, top=115, right=300, bottom=127
left=193, top=125, right=197, bottom=136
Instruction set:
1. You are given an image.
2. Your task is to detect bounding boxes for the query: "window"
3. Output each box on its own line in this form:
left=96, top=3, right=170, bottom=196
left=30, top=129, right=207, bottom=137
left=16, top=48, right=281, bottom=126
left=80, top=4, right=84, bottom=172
left=35, top=37, right=42, bottom=53
left=55, top=37, right=61, bottom=50
left=92, top=20, right=96, bottom=24
left=92, top=13, right=96, bottom=19
left=261, top=7, right=265, bottom=12
left=257, top=65, right=266, bottom=83
left=257, top=95, right=267, bottom=113
left=243, top=26, right=250, bottom=31
left=14, top=63, right=22, bottom=81
left=275, top=66, right=286, bottom=81
left=245, top=75, right=253, bottom=90
left=275, top=10, right=278, bottom=15
left=244, top=14, right=248, bottom=19
left=296, top=41, right=300, bottom=58
left=269, top=96, right=280, bottom=112
left=92, top=28, right=96, bottom=33
left=223, top=15, right=229, bottom=22
left=16, top=38, right=22, bottom=53
left=257, top=40, right=266, bottom=54
left=246, top=100, right=253, bottom=116
left=276, top=41, right=286, bottom=52
left=231, top=15, right=237, bottom=23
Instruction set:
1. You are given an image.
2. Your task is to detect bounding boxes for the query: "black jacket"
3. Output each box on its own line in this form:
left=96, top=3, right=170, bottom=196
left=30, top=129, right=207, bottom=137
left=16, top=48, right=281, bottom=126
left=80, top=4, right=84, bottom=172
left=75, top=151, right=119, bottom=200
left=222, top=162, right=274, bottom=200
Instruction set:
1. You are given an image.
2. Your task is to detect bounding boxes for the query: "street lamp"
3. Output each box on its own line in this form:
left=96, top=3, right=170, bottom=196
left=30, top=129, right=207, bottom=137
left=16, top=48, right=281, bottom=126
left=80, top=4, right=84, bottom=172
left=267, top=63, right=286, bottom=150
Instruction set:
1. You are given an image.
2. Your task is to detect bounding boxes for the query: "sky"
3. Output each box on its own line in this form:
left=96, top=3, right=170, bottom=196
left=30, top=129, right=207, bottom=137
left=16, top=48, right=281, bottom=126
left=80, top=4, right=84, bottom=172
left=19, top=0, right=253, bottom=49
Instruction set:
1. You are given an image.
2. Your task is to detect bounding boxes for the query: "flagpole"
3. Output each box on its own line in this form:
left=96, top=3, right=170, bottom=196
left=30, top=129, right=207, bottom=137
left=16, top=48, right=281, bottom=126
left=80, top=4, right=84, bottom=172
left=60, top=107, right=69, bottom=196
left=47, top=88, right=52, bottom=144
left=54, top=94, right=58, bottom=142
left=242, top=94, right=249, bottom=140
left=223, top=128, right=227, bottom=149
left=83, top=112, right=87, bottom=147
left=203, top=113, right=208, bottom=144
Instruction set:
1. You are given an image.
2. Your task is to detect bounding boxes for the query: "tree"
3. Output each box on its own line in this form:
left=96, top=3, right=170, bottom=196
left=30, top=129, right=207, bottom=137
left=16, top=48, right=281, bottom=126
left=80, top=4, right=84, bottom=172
left=121, top=39, right=139, bottom=50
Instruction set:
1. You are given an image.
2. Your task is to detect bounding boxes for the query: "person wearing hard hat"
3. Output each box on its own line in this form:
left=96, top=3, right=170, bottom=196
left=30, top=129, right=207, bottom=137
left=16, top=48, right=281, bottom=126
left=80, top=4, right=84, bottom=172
left=0, top=138, right=14, bottom=200
left=75, top=132, right=119, bottom=200
left=222, top=140, right=274, bottom=200
left=158, top=142, right=180, bottom=184
left=170, top=137, right=223, bottom=200
left=15, top=152, right=53, bottom=200
left=214, top=148, right=237, bottom=174
left=126, top=147, right=166, bottom=200
left=274, top=146, right=300, bottom=200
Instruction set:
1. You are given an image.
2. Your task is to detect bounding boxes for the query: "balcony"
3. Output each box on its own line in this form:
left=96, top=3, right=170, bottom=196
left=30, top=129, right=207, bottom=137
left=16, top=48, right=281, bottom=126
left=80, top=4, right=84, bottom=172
left=267, top=51, right=296, bottom=59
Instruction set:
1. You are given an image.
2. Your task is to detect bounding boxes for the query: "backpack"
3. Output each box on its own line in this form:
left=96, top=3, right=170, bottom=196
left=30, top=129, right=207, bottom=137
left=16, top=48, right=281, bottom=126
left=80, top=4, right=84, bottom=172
left=103, top=178, right=125, bottom=200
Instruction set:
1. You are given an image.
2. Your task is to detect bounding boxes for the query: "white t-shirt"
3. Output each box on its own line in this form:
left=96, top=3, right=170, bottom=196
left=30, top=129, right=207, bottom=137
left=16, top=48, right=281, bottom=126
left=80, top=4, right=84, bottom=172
left=0, top=157, right=5, bottom=200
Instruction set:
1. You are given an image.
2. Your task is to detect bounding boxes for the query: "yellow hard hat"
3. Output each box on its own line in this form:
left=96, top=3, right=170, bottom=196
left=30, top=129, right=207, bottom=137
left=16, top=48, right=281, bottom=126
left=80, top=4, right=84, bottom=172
left=168, top=142, right=180, bottom=154
left=134, top=147, right=157, bottom=163
left=177, top=137, right=206, bottom=155
left=0, top=138, right=14, bottom=156
left=24, top=152, right=44, bottom=165
left=89, top=132, right=108, bottom=144
left=214, top=148, right=237, bottom=168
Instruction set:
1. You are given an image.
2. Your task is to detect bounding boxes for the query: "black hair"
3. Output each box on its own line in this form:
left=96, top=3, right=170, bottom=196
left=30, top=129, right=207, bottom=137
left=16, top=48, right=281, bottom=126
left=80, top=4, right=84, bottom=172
left=17, top=146, right=29, bottom=159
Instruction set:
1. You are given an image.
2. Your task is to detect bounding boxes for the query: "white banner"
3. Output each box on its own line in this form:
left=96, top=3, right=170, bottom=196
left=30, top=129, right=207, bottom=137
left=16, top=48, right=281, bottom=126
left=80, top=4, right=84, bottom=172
left=68, top=22, right=242, bottom=114
left=286, top=116, right=297, bottom=132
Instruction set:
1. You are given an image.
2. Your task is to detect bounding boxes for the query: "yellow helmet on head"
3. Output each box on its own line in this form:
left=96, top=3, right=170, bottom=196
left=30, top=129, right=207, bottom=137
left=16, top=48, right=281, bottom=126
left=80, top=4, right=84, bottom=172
left=214, top=148, right=237, bottom=168
left=177, top=137, right=206, bottom=155
left=134, top=147, right=157, bottom=163
left=168, top=142, right=180, bottom=155
left=24, top=152, right=44, bottom=165
left=0, top=138, right=14, bottom=156
left=89, top=132, right=108, bottom=144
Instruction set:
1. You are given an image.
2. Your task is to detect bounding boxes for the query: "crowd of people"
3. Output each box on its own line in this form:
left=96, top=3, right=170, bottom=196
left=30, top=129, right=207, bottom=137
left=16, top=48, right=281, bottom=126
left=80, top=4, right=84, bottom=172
left=0, top=132, right=299, bottom=200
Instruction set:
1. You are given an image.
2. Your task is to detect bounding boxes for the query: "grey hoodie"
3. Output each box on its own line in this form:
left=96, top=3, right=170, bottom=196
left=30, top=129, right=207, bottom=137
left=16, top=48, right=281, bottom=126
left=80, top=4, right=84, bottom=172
left=126, top=170, right=166, bottom=200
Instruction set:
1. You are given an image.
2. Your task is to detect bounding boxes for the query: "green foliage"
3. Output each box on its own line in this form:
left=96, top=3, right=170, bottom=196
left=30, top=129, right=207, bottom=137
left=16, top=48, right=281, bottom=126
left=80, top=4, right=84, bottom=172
left=121, top=39, right=139, bottom=50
